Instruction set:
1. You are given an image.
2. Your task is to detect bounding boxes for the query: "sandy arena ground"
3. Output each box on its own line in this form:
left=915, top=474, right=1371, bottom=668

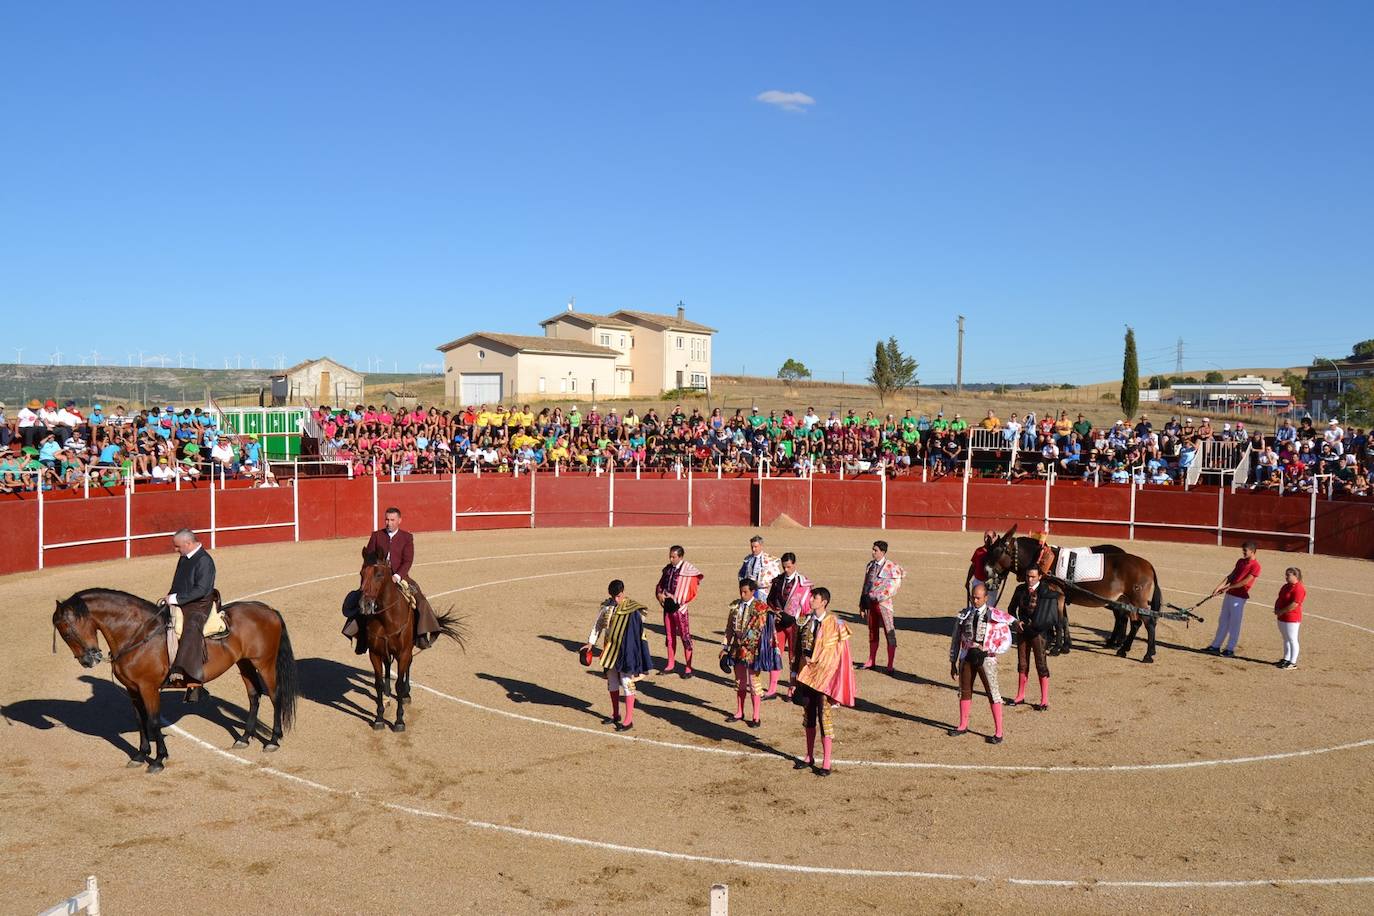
left=3, top=526, right=1373, bottom=915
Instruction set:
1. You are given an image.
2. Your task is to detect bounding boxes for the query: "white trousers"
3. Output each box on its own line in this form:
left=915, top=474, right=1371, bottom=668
left=1278, top=620, right=1301, bottom=664
left=1209, top=595, right=1247, bottom=652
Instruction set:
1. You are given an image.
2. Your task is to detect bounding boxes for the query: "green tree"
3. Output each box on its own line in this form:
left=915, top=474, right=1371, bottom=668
left=1338, top=378, right=1374, bottom=423
left=1351, top=339, right=1374, bottom=359
left=868, top=337, right=919, bottom=405
left=1280, top=370, right=1306, bottom=403
left=1204, top=370, right=1225, bottom=384
left=1120, top=327, right=1139, bottom=419
left=777, top=358, right=812, bottom=381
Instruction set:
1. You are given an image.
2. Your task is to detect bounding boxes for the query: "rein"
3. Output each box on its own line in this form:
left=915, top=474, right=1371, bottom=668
left=108, top=607, right=172, bottom=665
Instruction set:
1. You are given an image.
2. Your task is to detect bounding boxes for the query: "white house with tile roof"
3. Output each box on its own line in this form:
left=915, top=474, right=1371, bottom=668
left=539, top=303, right=716, bottom=396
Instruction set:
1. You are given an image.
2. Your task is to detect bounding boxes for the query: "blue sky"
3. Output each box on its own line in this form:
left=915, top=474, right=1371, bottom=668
left=2, top=2, right=1370, bottom=384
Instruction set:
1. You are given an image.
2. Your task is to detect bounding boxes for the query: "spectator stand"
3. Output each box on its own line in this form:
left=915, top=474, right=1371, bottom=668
left=967, top=428, right=1016, bottom=480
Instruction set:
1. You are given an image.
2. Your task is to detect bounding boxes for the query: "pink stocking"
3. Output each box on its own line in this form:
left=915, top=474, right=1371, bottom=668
left=610, top=690, right=621, bottom=721
left=1039, top=676, right=1049, bottom=706
left=1015, top=672, right=1028, bottom=703
left=751, top=691, right=761, bottom=723
left=622, top=694, right=635, bottom=726
left=767, top=670, right=780, bottom=696
left=663, top=616, right=677, bottom=671
left=821, top=736, right=833, bottom=771
left=886, top=642, right=896, bottom=671
left=958, top=699, right=972, bottom=731
left=990, top=700, right=1004, bottom=738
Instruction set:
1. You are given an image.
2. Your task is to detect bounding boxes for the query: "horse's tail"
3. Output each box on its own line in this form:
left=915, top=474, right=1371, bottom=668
left=1150, top=567, right=1163, bottom=618
left=434, top=608, right=470, bottom=652
left=273, top=613, right=299, bottom=734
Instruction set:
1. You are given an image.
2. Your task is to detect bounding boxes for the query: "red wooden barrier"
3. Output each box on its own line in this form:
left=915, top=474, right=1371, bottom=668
left=613, top=478, right=690, bottom=527
left=535, top=475, right=609, bottom=528
left=691, top=478, right=753, bottom=527
left=886, top=480, right=963, bottom=532
left=0, top=499, right=38, bottom=575
left=5, top=473, right=1372, bottom=577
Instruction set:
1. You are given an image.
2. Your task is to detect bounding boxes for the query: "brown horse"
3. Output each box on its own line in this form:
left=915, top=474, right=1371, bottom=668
left=53, top=588, right=298, bottom=773
left=358, top=554, right=467, bottom=732
left=983, top=526, right=1164, bottom=663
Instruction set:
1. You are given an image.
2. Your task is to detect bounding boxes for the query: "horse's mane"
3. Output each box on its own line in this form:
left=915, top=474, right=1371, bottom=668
left=65, top=588, right=160, bottom=618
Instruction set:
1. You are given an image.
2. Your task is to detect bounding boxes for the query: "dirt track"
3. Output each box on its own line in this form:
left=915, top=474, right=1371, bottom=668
left=3, top=527, right=1372, bottom=915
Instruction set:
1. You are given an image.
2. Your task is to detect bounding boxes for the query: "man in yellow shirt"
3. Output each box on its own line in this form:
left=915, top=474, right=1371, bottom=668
left=476, top=406, right=494, bottom=430
left=980, top=410, right=1001, bottom=431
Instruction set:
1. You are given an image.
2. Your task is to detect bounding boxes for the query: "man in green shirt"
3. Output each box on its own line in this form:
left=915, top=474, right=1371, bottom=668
left=949, top=414, right=969, bottom=434
left=932, top=412, right=950, bottom=433
left=1072, top=414, right=1094, bottom=440
left=842, top=409, right=859, bottom=428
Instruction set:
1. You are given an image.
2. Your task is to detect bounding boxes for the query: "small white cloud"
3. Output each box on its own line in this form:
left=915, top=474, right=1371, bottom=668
left=756, top=89, right=815, bottom=113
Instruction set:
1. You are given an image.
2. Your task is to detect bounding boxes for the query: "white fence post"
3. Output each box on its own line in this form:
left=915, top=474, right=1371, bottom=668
left=709, top=884, right=728, bottom=916
left=371, top=465, right=378, bottom=531
left=1043, top=472, right=1052, bottom=533
left=292, top=466, right=300, bottom=542
left=608, top=466, right=615, bottom=528
left=880, top=470, right=887, bottom=529
left=1128, top=479, right=1136, bottom=541
left=209, top=465, right=217, bottom=550
left=1216, top=486, right=1224, bottom=547
left=37, top=875, right=100, bottom=916
left=687, top=466, right=693, bottom=527
left=529, top=465, right=537, bottom=529
left=1308, top=484, right=1317, bottom=555
left=960, top=462, right=969, bottom=532
left=35, top=477, right=44, bottom=568
left=808, top=467, right=814, bottom=528
left=125, top=473, right=133, bottom=558
left=450, top=470, right=458, bottom=533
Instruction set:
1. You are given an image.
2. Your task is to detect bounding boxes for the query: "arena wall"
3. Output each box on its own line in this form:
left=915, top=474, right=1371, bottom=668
left=4, top=474, right=1371, bottom=573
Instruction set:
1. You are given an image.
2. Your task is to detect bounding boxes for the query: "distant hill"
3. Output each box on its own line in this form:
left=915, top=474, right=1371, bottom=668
left=0, top=363, right=431, bottom=409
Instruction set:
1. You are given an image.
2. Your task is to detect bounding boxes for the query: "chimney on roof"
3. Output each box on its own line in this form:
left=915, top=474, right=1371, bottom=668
left=677, top=301, right=685, bottom=321
left=567, top=299, right=574, bottom=313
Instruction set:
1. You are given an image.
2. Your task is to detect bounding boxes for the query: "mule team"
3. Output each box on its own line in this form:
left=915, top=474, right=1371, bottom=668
left=52, top=508, right=1274, bottom=773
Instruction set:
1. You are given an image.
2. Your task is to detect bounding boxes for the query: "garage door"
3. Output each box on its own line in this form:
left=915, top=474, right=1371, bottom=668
left=459, top=373, right=503, bottom=404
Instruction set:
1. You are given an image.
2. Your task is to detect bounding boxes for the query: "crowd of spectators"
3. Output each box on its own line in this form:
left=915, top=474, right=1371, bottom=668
left=0, top=398, right=274, bottom=493
left=3, top=396, right=1369, bottom=499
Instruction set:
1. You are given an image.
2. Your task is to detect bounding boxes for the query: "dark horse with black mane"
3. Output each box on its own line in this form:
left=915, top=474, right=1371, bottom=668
left=357, top=552, right=467, bottom=732
left=53, top=588, right=298, bottom=772
left=982, top=526, right=1164, bottom=663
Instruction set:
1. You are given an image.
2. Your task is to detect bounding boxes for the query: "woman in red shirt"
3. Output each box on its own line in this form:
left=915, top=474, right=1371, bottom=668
left=1205, top=541, right=1261, bottom=657
left=1274, top=567, right=1306, bottom=670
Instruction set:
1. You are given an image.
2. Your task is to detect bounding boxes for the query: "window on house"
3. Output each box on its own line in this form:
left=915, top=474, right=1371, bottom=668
left=619, top=336, right=626, bottom=348
left=691, top=373, right=707, bottom=388
left=559, top=378, right=567, bottom=393
left=600, top=334, right=610, bottom=346
left=569, top=378, right=577, bottom=392
left=538, top=377, right=546, bottom=393
left=676, top=336, right=684, bottom=349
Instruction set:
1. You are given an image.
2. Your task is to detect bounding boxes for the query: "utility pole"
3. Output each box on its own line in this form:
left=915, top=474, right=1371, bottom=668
left=1175, top=337, right=1184, bottom=375
left=956, top=315, right=965, bottom=394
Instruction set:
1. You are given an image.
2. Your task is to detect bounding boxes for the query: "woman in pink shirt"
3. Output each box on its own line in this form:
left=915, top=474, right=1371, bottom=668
left=1274, top=567, right=1306, bottom=670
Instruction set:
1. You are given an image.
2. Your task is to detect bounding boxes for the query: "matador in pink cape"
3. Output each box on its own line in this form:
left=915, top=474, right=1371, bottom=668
left=655, top=544, right=704, bottom=677
left=789, top=586, right=857, bottom=777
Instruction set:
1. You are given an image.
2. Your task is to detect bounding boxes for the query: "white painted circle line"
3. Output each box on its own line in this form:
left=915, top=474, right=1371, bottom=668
left=409, top=682, right=1374, bottom=773
left=165, top=724, right=1374, bottom=889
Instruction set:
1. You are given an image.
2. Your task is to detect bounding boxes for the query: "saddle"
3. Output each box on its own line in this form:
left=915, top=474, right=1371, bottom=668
left=166, top=594, right=230, bottom=666
left=1053, top=548, right=1105, bottom=584
left=397, top=578, right=418, bottom=611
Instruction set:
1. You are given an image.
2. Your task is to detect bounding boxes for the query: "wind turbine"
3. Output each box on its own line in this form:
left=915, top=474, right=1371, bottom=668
left=127, top=352, right=134, bottom=367
left=90, top=349, right=101, bottom=366
left=176, top=351, right=184, bottom=368
left=236, top=354, right=242, bottom=370
left=50, top=348, right=63, bottom=366
left=190, top=353, right=197, bottom=368
left=13, top=347, right=23, bottom=365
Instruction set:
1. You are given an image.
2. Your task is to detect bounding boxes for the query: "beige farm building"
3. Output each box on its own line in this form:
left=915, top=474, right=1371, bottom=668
left=270, top=357, right=364, bottom=406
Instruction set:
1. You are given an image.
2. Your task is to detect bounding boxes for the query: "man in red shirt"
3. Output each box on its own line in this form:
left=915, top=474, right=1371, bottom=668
left=344, top=507, right=443, bottom=654
left=1204, top=541, right=1261, bottom=657
left=966, top=530, right=997, bottom=601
